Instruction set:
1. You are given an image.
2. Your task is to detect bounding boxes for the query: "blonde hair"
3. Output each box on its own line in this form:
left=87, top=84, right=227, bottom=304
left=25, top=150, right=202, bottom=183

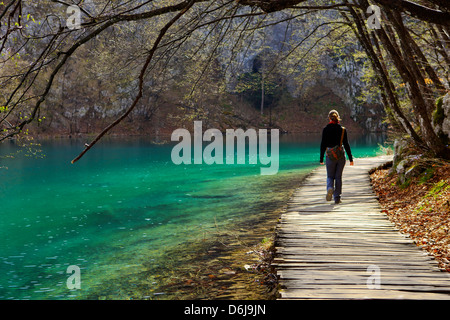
left=328, top=110, right=341, bottom=122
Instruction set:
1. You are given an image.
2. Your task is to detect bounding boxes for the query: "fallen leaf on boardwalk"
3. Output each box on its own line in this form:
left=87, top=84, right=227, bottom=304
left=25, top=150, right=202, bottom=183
left=223, top=270, right=236, bottom=275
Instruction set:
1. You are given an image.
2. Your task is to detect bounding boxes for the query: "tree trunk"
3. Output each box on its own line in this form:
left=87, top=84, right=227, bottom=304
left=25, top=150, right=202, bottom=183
left=386, top=9, right=450, bottom=158
left=261, top=72, right=265, bottom=116
left=342, top=2, right=424, bottom=146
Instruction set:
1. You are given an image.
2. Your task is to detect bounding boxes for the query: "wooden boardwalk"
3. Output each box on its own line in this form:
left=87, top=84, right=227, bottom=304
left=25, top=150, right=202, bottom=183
left=274, top=155, right=450, bottom=300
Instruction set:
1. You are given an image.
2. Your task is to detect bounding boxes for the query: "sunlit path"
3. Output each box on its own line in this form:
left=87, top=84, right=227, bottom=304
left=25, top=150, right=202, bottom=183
left=275, top=156, right=450, bottom=300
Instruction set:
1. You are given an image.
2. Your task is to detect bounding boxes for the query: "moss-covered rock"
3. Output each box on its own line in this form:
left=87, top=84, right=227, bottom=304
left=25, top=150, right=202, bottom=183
left=432, top=93, right=450, bottom=145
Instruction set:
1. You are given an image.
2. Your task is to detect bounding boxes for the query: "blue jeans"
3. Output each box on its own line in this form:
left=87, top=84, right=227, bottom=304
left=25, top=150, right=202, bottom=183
left=326, top=156, right=346, bottom=201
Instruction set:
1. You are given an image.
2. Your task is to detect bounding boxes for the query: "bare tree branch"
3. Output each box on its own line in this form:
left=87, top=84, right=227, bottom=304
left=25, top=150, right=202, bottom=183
left=71, top=0, right=197, bottom=164
left=375, top=0, right=450, bottom=26
left=0, top=0, right=208, bottom=143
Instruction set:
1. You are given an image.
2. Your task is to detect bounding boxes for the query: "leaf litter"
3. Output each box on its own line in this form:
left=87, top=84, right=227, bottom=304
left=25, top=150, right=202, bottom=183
left=370, top=162, right=450, bottom=272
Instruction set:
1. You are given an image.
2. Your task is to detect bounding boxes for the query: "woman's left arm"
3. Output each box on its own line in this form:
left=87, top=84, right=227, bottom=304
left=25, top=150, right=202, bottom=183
left=343, top=129, right=353, bottom=164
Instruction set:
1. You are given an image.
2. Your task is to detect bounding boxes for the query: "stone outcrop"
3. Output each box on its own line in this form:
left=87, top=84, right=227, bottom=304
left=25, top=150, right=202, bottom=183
left=432, top=93, right=450, bottom=144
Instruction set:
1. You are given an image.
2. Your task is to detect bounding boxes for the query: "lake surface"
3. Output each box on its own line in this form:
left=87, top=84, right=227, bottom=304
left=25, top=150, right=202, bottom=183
left=0, top=133, right=386, bottom=299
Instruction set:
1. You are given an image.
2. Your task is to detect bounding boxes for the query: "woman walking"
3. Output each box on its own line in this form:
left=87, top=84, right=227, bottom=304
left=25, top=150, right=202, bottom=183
left=320, top=110, right=354, bottom=204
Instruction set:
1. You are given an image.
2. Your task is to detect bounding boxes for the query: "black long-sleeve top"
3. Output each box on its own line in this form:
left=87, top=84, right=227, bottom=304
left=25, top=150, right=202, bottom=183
left=320, top=123, right=353, bottom=163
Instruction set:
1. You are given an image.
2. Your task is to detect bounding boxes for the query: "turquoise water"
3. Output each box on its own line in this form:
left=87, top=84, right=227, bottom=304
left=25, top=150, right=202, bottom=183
left=0, top=133, right=385, bottom=299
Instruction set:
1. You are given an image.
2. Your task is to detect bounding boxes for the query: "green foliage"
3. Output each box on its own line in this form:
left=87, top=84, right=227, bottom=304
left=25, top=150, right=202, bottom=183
left=235, top=72, right=262, bottom=95
left=235, top=70, right=284, bottom=111
left=414, top=199, right=433, bottom=213
left=398, top=177, right=411, bottom=189
left=413, top=180, right=449, bottom=214
left=376, top=143, right=394, bottom=156
left=0, top=131, right=45, bottom=170
left=425, top=180, right=449, bottom=199
left=433, top=96, right=445, bottom=126
left=418, top=167, right=436, bottom=184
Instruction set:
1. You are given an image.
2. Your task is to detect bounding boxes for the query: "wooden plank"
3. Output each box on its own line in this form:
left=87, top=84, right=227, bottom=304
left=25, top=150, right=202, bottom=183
left=274, top=257, right=438, bottom=265
left=274, top=245, right=421, bottom=252
left=276, top=233, right=415, bottom=241
left=275, top=155, right=450, bottom=300
left=280, top=289, right=450, bottom=300
left=278, top=270, right=450, bottom=280
left=275, top=248, right=434, bottom=256
left=273, top=263, right=443, bottom=272
left=280, top=284, right=450, bottom=292
left=275, top=248, right=429, bottom=256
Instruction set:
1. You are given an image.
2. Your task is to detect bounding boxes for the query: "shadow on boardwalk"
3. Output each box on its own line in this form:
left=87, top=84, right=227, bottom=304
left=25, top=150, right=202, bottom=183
left=274, top=155, right=450, bottom=300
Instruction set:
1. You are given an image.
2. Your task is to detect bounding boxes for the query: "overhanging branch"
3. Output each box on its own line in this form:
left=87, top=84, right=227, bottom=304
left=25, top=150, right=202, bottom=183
left=70, top=0, right=197, bottom=164
left=375, top=0, right=450, bottom=26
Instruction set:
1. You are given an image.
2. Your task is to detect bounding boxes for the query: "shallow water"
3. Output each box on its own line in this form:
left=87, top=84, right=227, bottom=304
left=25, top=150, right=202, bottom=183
left=0, top=133, right=386, bottom=299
